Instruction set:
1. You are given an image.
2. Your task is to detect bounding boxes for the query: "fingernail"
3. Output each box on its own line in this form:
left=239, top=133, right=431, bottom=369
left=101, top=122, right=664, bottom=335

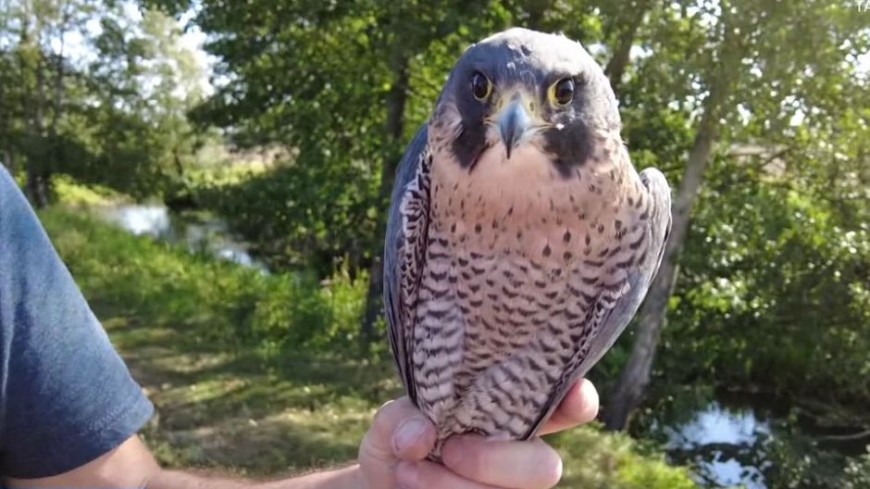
left=396, top=460, right=419, bottom=489
left=393, top=417, right=428, bottom=454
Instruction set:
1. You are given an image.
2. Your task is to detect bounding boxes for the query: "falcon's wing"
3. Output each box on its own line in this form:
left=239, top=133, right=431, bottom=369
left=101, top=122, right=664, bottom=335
left=383, top=125, right=432, bottom=406
left=523, top=167, right=672, bottom=439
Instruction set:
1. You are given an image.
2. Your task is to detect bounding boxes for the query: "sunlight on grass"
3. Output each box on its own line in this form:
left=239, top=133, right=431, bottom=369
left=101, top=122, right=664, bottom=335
left=53, top=173, right=127, bottom=206
left=551, top=427, right=698, bottom=489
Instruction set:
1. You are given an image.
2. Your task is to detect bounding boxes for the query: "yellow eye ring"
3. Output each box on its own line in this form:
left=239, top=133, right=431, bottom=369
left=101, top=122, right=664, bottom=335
left=471, top=72, right=493, bottom=101
left=549, top=78, right=575, bottom=106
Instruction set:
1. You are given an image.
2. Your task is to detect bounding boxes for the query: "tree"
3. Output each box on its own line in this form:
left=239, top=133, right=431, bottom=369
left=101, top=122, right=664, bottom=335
left=137, top=4, right=869, bottom=438
left=602, top=0, right=870, bottom=430
left=153, top=0, right=669, bottom=340
left=0, top=0, right=205, bottom=203
left=84, top=6, right=207, bottom=197
left=1, top=0, right=88, bottom=205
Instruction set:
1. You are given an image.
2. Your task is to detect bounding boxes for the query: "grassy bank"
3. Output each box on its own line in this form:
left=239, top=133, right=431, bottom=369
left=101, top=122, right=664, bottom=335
left=39, top=204, right=697, bottom=488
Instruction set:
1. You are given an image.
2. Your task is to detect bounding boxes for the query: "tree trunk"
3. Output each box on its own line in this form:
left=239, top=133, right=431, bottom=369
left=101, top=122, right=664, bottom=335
left=604, top=0, right=652, bottom=97
left=602, top=8, right=745, bottom=430
left=602, top=108, right=720, bottom=431
left=360, top=48, right=410, bottom=343
left=2, top=150, right=15, bottom=174
left=25, top=165, right=50, bottom=207
left=25, top=63, right=51, bottom=209
left=47, top=4, right=70, bottom=180
left=21, top=5, right=50, bottom=208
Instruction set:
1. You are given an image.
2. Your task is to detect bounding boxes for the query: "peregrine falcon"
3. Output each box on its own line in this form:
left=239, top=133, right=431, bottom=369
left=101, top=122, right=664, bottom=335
left=383, top=28, right=672, bottom=453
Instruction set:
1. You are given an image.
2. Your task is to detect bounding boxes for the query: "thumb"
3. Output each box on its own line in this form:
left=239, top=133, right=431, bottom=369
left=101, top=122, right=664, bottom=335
left=358, top=397, right=437, bottom=488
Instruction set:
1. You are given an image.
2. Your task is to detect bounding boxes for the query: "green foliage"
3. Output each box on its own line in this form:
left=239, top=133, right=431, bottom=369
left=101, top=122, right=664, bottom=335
left=656, top=146, right=870, bottom=407
left=763, top=424, right=870, bottom=489
left=149, top=0, right=631, bottom=275
left=551, top=423, right=698, bottom=489
left=247, top=268, right=370, bottom=354
left=576, top=0, right=870, bottom=427
left=0, top=1, right=207, bottom=203
left=51, top=173, right=127, bottom=206
left=844, top=453, right=870, bottom=489
left=193, top=162, right=381, bottom=275
left=42, top=207, right=369, bottom=354
left=152, top=0, right=501, bottom=274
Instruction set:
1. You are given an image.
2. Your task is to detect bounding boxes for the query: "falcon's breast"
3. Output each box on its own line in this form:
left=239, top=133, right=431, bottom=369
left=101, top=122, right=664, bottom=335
left=409, top=136, right=649, bottom=442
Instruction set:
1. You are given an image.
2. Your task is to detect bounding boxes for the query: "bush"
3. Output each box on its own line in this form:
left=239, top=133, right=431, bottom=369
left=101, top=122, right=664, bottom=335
left=41, top=207, right=370, bottom=355
left=551, top=423, right=698, bottom=489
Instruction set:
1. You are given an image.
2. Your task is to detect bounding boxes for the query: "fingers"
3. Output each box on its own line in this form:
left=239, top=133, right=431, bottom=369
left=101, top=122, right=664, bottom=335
left=429, top=379, right=595, bottom=489
left=441, top=436, right=563, bottom=489
left=396, top=460, right=502, bottom=489
left=358, top=397, right=437, bottom=487
left=359, top=382, right=596, bottom=489
left=538, top=378, right=599, bottom=435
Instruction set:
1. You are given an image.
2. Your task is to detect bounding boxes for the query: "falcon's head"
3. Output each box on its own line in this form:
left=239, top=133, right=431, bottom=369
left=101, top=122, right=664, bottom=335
left=429, top=28, right=622, bottom=177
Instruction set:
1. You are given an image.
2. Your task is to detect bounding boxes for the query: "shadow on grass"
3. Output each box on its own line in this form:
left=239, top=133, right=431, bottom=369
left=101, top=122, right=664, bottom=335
left=99, top=306, right=401, bottom=475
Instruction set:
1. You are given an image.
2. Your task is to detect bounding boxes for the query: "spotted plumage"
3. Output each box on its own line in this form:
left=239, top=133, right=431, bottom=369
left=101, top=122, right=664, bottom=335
left=383, top=28, right=672, bottom=457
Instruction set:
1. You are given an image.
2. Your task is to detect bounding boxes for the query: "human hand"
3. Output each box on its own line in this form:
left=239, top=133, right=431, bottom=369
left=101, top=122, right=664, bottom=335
left=358, top=379, right=599, bottom=489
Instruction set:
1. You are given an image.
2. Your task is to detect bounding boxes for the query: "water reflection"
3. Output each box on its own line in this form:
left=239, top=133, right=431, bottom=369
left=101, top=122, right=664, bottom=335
left=663, top=402, right=772, bottom=488
left=105, top=204, right=171, bottom=237
left=99, top=203, right=268, bottom=273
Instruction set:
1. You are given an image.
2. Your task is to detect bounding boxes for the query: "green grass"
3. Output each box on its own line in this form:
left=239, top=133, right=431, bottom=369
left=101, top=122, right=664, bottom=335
left=52, top=173, right=128, bottom=206
left=40, top=205, right=698, bottom=487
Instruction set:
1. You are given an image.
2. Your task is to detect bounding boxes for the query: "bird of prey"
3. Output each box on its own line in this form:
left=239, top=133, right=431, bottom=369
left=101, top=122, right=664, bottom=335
left=383, top=28, right=672, bottom=455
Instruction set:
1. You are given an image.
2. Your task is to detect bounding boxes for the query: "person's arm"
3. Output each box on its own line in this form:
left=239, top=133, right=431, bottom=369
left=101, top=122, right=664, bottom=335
left=7, top=380, right=598, bottom=489
left=6, top=436, right=362, bottom=489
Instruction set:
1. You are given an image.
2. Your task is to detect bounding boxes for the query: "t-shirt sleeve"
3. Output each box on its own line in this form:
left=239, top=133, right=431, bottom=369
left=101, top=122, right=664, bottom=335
left=0, top=168, right=154, bottom=478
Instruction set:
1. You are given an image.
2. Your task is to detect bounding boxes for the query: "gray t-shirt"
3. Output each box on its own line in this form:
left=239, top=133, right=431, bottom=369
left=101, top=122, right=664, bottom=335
left=0, top=167, right=153, bottom=478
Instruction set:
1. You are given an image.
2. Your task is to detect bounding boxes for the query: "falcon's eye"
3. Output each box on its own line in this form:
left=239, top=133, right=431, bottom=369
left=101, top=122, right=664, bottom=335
left=471, top=72, right=492, bottom=102
left=549, top=78, right=575, bottom=106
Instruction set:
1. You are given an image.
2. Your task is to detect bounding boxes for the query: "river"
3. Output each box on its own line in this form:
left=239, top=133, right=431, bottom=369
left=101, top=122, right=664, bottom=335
left=98, top=203, right=269, bottom=273
left=659, top=401, right=772, bottom=488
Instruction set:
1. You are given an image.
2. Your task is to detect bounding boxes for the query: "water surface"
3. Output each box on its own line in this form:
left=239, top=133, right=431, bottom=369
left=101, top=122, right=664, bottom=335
left=98, top=203, right=268, bottom=273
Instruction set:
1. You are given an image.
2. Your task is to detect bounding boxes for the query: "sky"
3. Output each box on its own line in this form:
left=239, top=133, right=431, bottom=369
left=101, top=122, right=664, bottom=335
left=27, top=1, right=215, bottom=98
left=176, top=6, right=217, bottom=96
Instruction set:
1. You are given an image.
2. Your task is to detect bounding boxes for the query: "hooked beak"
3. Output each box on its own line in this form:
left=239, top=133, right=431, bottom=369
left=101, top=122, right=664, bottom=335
left=497, top=99, right=532, bottom=160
